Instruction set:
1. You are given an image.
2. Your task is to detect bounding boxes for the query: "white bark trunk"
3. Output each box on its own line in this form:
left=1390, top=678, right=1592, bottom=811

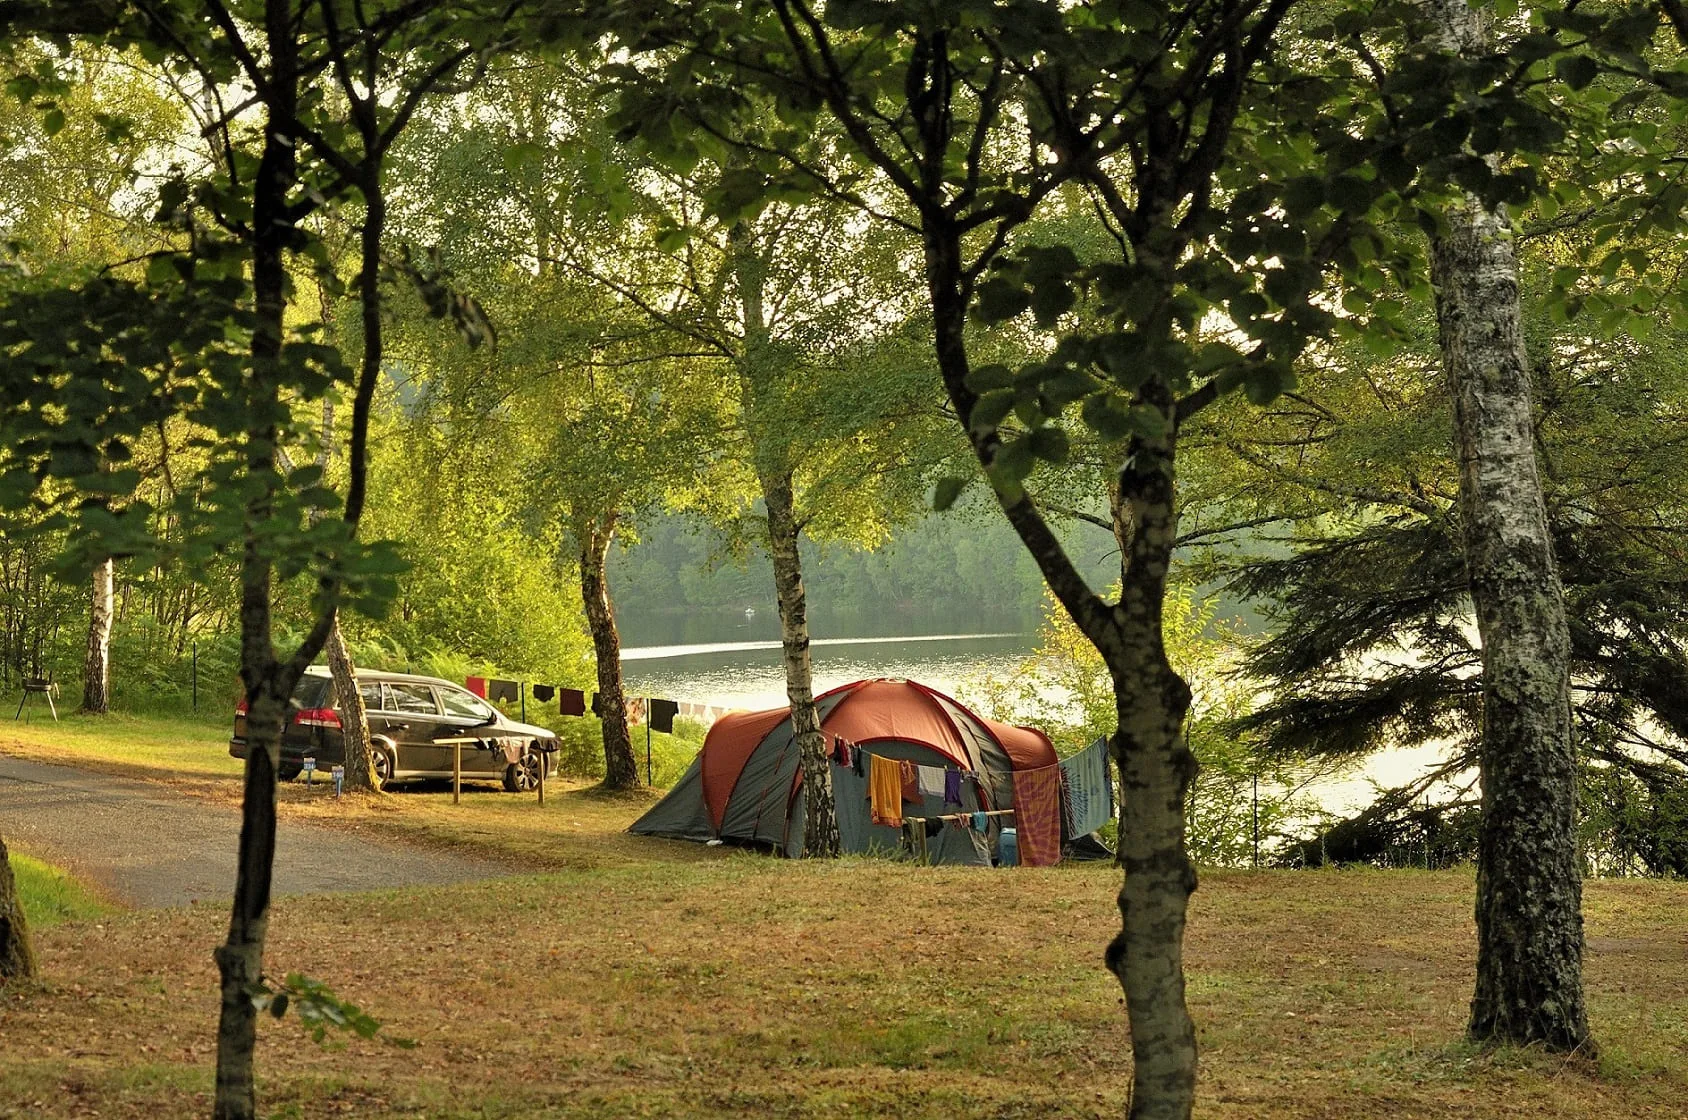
left=1423, top=0, right=1590, bottom=1053
left=81, top=557, right=112, bottom=714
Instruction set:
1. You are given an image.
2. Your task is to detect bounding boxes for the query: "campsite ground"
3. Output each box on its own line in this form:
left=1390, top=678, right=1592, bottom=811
left=2, top=715, right=1686, bottom=1119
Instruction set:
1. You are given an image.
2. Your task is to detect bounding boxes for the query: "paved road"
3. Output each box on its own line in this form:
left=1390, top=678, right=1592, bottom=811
left=0, top=754, right=513, bottom=908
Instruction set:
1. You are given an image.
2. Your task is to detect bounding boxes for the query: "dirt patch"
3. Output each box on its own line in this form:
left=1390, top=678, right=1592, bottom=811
left=0, top=755, right=514, bottom=907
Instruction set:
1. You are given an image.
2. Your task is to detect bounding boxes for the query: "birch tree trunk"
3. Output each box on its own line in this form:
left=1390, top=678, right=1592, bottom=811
left=760, top=466, right=841, bottom=857
left=81, top=557, right=112, bottom=714
left=580, top=515, right=640, bottom=789
left=1105, top=392, right=1200, bottom=1120
left=0, top=830, right=35, bottom=984
left=324, top=614, right=377, bottom=792
left=731, top=221, right=840, bottom=857
left=1424, top=0, right=1591, bottom=1054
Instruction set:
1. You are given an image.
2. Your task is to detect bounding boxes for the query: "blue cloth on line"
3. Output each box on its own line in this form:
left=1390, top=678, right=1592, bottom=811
left=1060, top=737, right=1114, bottom=837
left=971, top=811, right=988, bottom=833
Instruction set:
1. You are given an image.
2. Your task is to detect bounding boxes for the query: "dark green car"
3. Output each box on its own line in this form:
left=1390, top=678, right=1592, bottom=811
left=230, top=667, right=557, bottom=791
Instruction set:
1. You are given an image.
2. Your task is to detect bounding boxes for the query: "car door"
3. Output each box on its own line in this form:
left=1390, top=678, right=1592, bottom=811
left=382, top=681, right=447, bottom=773
left=433, top=684, right=504, bottom=777
left=350, top=680, right=390, bottom=767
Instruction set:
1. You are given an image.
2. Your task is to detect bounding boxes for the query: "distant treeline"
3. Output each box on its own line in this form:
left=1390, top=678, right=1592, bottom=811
left=608, top=508, right=1124, bottom=625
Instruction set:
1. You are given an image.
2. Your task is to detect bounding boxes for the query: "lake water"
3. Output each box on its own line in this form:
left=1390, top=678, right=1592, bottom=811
left=618, top=608, right=1455, bottom=817
left=619, top=608, right=1035, bottom=713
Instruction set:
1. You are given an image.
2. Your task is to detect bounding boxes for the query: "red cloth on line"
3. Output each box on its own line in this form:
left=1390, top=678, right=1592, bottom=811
left=465, top=676, right=487, bottom=699
left=1012, top=765, right=1063, bottom=867
left=899, top=759, right=920, bottom=805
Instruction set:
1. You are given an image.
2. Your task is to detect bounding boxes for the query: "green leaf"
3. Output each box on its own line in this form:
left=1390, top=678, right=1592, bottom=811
left=502, top=141, right=545, bottom=172
left=967, top=389, right=1015, bottom=433
left=974, top=277, right=1031, bottom=323
left=1027, top=426, right=1070, bottom=463
left=963, top=364, right=1013, bottom=392
left=42, top=107, right=65, bottom=137
left=932, top=476, right=969, bottom=511
left=1554, top=54, right=1600, bottom=92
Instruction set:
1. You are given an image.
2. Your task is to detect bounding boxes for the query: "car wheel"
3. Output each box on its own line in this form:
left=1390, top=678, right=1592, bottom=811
left=277, top=762, right=303, bottom=782
left=373, top=748, right=396, bottom=787
left=503, top=752, right=541, bottom=793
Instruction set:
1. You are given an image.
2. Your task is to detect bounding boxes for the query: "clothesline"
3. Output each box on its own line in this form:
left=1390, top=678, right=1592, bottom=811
left=902, top=808, right=1015, bottom=823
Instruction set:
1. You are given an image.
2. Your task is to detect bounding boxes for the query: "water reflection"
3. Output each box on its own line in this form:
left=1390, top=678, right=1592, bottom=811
left=621, top=631, right=1033, bottom=713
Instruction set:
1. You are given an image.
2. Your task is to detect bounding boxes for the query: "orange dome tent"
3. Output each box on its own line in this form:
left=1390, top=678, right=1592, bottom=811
left=630, top=677, right=1056, bottom=865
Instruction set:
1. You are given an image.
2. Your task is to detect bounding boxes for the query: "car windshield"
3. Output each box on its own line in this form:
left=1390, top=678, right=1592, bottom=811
left=438, top=687, right=493, bottom=721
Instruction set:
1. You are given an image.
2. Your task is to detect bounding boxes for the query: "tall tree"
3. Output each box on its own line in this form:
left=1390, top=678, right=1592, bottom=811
left=1419, top=0, right=1589, bottom=1050
left=605, top=5, right=1388, bottom=1114
left=0, top=4, right=511, bottom=1116
left=80, top=556, right=113, bottom=712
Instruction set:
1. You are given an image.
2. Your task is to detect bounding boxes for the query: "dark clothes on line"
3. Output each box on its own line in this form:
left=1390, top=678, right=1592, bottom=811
left=944, top=769, right=964, bottom=807
left=649, top=698, right=679, bottom=734
left=531, top=684, right=556, bottom=703
left=557, top=688, right=586, bottom=717
left=590, top=692, right=603, bottom=717
left=488, top=678, right=520, bottom=703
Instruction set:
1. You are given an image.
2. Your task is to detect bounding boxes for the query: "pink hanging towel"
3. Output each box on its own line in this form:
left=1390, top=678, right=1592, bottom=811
left=1012, top=766, right=1064, bottom=867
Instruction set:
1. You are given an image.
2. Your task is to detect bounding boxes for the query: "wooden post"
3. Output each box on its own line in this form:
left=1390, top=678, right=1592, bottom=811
left=453, top=740, right=461, bottom=805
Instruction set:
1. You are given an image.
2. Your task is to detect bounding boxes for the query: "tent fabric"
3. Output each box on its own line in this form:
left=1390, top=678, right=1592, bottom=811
left=630, top=677, right=1056, bottom=866
left=627, top=753, right=714, bottom=843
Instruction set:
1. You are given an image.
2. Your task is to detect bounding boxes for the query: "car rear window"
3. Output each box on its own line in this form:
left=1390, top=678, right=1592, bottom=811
left=387, top=682, right=439, bottom=714
left=291, top=677, right=331, bottom=708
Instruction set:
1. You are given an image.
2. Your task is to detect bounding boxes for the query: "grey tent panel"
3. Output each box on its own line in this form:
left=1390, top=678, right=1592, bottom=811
left=719, top=722, right=804, bottom=849
left=628, top=754, right=715, bottom=842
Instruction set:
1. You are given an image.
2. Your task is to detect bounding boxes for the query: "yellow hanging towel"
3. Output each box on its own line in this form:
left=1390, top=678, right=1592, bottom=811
left=870, top=753, right=905, bottom=827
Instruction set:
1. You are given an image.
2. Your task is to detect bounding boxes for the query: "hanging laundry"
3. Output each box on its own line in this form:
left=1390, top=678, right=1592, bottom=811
left=465, top=676, right=487, bottom=699
left=1012, top=765, right=1064, bottom=867
left=852, top=743, right=866, bottom=778
left=870, top=754, right=904, bottom=827
left=899, top=759, right=920, bottom=805
left=944, top=769, right=964, bottom=807
left=488, top=679, right=520, bottom=703
left=648, top=698, right=679, bottom=734
left=971, top=811, right=989, bottom=833
left=531, top=684, right=556, bottom=703
left=902, top=819, right=929, bottom=863
left=1060, top=737, right=1115, bottom=838
left=916, top=764, right=945, bottom=800
left=626, top=697, right=646, bottom=725
left=557, top=688, right=586, bottom=717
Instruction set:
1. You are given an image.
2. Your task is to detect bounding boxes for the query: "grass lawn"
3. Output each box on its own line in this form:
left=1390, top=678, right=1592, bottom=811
left=1, top=841, right=1685, bottom=1115
left=8, top=851, right=114, bottom=929
left=2, top=714, right=1685, bottom=1117
left=0, top=710, right=238, bottom=787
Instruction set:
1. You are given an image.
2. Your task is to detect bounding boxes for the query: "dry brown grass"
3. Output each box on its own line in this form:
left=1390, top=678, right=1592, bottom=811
left=2, top=850, right=1686, bottom=1116
left=1, top=717, right=1685, bottom=1118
